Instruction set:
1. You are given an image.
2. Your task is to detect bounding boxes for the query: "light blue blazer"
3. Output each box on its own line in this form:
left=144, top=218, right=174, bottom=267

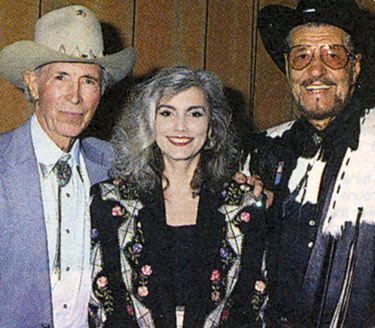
left=0, top=118, right=112, bottom=328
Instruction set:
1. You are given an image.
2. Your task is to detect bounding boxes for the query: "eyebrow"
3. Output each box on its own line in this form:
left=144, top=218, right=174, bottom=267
left=291, top=43, right=346, bottom=48
left=157, top=104, right=207, bottom=112
left=82, top=74, right=100, bottom=81
left=55, top=71, right=100, bottom=81
left=56, top=71, right=69, bottom=76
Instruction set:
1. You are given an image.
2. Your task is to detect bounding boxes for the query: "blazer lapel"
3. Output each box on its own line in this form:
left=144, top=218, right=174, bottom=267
left=196, top=187, right=225, bottom=274
left=138, top=188, right=177, bottom=326
left=184, top=187, right=226, bottom=325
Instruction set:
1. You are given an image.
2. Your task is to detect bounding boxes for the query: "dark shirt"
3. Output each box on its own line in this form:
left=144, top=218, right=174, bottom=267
left=167, top=224, right=198, bottom=307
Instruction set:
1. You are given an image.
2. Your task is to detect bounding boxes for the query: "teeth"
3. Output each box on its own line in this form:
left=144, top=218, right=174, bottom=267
left=306, top=85, right=331, bottom=90
left=169, top=137, right=191, bottom=143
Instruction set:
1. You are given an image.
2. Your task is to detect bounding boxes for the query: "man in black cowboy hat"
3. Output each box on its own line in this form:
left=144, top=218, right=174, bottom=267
left=0, top=5, right=135, bottom=328
left=249, top=0, right=375, bottom=327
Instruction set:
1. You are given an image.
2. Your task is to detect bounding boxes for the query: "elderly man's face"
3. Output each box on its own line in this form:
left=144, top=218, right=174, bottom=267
left=285, top=25, right=361, bottom=129
left=25, top=62, right=102, bottom=151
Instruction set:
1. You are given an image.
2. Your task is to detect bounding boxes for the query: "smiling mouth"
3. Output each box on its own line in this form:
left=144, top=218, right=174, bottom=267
left=59, top=109, right=84, bottom=118
left=305, top=84, right=332, bottom=91
left=167, top=136, right=193, bottom=146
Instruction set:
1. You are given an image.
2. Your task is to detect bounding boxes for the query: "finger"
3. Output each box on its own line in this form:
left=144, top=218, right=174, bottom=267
left=253, top=179, right=263, bottom=198
left=264, top=189, right=274, bottom=209
left=247, top=174, right=262, bottom=186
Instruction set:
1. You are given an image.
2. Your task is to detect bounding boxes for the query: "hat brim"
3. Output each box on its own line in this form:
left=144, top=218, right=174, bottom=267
left=0, top=40, right=136, bottom=88
left=258, top=4, right=370, bottom=73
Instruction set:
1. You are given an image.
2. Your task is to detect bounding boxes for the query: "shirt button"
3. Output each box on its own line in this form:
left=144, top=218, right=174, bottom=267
left=308, top=241, right=314, bottom=248
left=63, top=304, right=68, bottom=309
left=66, top=229, right=70, bottom=234
left=309, top=220, right=316, bottom=226
left=66, top=193, right=70, bottom=198
left=66, top=267, right=70, bottom=272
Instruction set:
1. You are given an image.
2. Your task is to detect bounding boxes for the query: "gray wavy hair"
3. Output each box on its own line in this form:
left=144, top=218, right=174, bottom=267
left=110, top=66, right=239, bottom=193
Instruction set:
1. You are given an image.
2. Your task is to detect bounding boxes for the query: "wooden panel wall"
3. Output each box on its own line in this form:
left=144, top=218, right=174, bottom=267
left=0, top=0, right=374, bottom=135
left=0, top=0, right=38, bottom=132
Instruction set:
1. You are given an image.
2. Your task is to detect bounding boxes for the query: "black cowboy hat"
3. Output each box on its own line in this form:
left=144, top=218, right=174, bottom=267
left=258, top=0, right=375, bottom=73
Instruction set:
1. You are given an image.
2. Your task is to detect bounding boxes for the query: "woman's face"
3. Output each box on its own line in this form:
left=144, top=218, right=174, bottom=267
left=154, top=86, right=210, bottom=163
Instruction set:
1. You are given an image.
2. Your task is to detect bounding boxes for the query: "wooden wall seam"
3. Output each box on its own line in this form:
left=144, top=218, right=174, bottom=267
left=203, top=0, right=210, bottom=69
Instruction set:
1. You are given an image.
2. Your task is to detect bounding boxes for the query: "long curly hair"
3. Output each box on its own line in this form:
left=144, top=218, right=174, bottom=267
left=110, top=66, right=239, bottom=193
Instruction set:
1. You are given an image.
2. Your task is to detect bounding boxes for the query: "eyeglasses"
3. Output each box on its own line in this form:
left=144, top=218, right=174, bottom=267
left=286, top=44, right=355, bottom=70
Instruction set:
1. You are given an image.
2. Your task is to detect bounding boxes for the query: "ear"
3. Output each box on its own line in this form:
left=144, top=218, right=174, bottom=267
left=284, top=53, right=291, bottom=81
left=24, top=70, right=39, bottom=101
left=352, top=53, right=362, bottom=85
left=207, top=125, right=212, bottom=137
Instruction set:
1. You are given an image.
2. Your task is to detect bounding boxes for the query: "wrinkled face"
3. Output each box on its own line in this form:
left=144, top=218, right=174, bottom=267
left=285, top=25, right=361, bottom=123
left=154, top=86, right=210, bottom=164
left=25, top=62, right=102, bottom=151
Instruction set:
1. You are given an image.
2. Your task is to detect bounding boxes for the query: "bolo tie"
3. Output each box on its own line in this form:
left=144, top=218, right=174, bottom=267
left=53, top=157, right=72, bottom=280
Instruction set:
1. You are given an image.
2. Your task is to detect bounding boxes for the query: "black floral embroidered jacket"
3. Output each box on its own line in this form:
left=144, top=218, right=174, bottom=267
left=89, top=179, right=267, bottom=328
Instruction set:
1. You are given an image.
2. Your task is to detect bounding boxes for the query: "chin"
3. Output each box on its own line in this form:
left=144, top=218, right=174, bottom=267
left=164, top=151, right=201, bottom=162
left=301, top=109, right=336, bottom=120
left=299, top=98, right=346, bottom=120
left=58, top=127, right=84, bottom=139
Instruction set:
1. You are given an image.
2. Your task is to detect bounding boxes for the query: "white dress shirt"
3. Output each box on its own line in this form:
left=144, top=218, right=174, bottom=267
left=31, top=114, right=92, bottom=328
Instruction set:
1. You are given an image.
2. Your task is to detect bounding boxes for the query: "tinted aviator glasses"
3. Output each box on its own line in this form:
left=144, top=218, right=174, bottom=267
left=286, top=44, right=355, bottom=70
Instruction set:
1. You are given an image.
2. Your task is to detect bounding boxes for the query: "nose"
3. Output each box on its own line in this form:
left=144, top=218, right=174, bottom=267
left=306, top=53, right=327, bottom=77
left=67, top=81, right=81, bottom=104
left=174, top=115, right=187, bottom=131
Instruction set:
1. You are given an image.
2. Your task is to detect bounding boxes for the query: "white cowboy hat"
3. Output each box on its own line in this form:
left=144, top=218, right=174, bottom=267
left=0, top=5, right=136, bottom=88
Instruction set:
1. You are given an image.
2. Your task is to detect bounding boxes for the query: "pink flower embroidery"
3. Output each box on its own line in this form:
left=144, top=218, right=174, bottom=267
left=141, top=264, right=152, bottom=276
left=255, top=280, right=266, bottom=294
left=127, top=305, right=135, bottom=316
left=112, top=205, right=123, bottom=216
left=138, top=286, right=149, bottom=297
left=210, top=269, right=220, bottom=281
left=240, top=211, right=251, bottom=223
left=211, top=290, right=220, bottom=302
left=97, top=276, right=108, bottom=289
left=221, top=309, right=230, bottom=321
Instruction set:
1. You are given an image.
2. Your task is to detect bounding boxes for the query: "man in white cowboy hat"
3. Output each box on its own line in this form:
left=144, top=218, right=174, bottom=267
left=0, top=5, right=135, bottom=328
left=247, top=0, right=375, bottom=327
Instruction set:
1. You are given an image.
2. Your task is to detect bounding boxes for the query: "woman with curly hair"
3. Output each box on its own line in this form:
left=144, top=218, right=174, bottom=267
left=89, top=66, right=266, bottom=328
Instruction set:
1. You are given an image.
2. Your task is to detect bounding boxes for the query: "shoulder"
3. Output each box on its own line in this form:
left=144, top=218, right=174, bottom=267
left=90, top=179, right=143, bottom=222
left=91, top=178, right=139, bottom=202
left=247, top=120, right=297, bottom=157
left=0, top=129, right=15, bottom=166
left=245, top=121, right=297, bottom=189
left=360, top=108, right=375, bottom=132
left=265, top=120, right=296, bottom=138
left=221, top=181, right=266, bottom=232
left=0, top=120, right=29, bottom=148
left=81, top=137, right=113, bottom=160
left=352, top=108, right=375, bottom=150
left=90, top=179, right=142, bottom=234
left=0, top=120, right=32, bottom=173
left=0, top=128, right=15, bottom=146
left=82, top=136, right=112, bottom=149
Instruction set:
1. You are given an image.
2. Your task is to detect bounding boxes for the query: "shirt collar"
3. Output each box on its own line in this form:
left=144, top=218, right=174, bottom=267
left=31, top=114, right=81, bottom=177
